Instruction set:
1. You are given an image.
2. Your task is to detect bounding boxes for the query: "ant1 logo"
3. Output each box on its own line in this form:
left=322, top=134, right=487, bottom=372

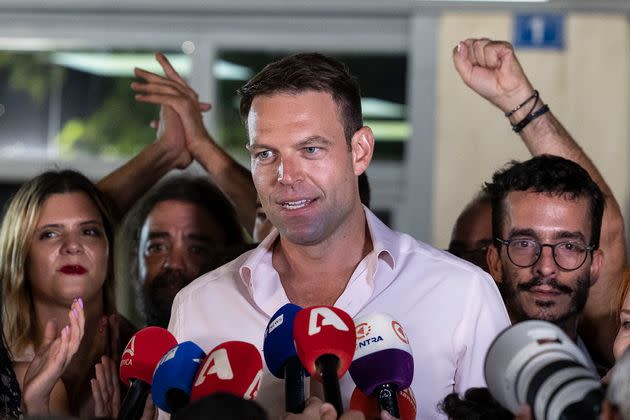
left=355, top=322, right=372, bottom=340
left=194, top=348, right=234, bottom=386
left=243, top=370, right=262, bottom=400
left=122, top=336, right=135, bottom=359
left=308, top=307, right=349, bottom=336
left=392, top=321, right=409, bottom=344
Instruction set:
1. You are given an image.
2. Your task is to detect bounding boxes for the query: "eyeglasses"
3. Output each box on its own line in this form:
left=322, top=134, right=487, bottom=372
left=495, top=237, right=594, bottom=271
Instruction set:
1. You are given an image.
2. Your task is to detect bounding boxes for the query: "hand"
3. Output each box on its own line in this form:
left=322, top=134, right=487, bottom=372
left=452, top=38, right=534, bottom=113
left=91, top=355, right=121, bottom=418
left=515, top=404, right=533, bottom=420
left=132, top=52, right=214, bottom=163
left=284, top=397, right=367, bottom=420
left=22, top=298, right=85, bottom=415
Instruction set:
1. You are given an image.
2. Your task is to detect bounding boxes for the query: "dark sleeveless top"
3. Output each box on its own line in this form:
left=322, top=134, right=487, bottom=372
left=0, top=363, right=22, bottom=419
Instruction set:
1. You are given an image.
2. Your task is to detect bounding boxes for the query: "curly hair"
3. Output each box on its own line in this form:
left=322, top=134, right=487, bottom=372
left=484, top=155, right=604, bottom=249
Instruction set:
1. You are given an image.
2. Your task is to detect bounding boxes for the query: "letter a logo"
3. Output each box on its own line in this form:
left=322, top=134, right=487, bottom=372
left=194, top=348, right=234, bottom=386
left=308, top=307, right=349, bottom=336
left=244, top=370, right=262, bottom=400
left=122, top=336, right=135, bottom=359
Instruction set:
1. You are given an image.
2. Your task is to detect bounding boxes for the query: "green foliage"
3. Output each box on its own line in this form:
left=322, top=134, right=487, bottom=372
left=0, top=52, right=61, bottom=104
left=1, top=51, right=157, bottom=158
left=57, top=78, right=157, bottom=158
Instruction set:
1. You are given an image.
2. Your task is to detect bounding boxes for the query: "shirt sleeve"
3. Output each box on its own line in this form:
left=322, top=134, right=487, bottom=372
left=452, top=271, right=511, bottom=393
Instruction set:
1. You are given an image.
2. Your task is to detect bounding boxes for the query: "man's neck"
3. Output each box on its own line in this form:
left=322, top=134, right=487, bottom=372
left=273, top=207, right=373, bottom=307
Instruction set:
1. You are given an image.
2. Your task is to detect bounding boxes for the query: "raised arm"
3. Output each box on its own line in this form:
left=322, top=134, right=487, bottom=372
left=96, top=97, right=195, bottom=221
left=132, top=53, right=258, bottom=234
left=453, top=38, right=626, bottom=366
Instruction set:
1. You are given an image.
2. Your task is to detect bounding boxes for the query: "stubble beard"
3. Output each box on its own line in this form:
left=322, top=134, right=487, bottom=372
left=499, top=266, right=590, bottom=333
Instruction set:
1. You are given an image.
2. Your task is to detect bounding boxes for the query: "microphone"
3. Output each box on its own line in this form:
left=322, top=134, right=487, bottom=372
left=293, top=306, right=356, bottom=415
left=118, top=326, right=178, bottom=420
left=349, top=386, right=417, bottom=420
left=263, top=303, right=306, bottom=414
left=151, top=341, right=206, bottom=414
left=190, top=340, right=263, bottom=402
left=348, top=312, right=414, bottom=418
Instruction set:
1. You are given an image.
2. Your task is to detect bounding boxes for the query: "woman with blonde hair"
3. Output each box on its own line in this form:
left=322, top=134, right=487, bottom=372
left=1, top=169, right=135, bottom=416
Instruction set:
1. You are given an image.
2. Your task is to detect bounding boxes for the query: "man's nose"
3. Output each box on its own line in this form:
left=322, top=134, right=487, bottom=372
left=163, top=245, right=186, bottom=271
left=277, top=157, right=303, bottom=185
left=534, top=245, right=558, bottom=277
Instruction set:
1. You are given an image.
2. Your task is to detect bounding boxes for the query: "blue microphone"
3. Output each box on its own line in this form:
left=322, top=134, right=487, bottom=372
left=263, top=303, right=306, bottom=413
left=152, top=341, right=206, bottom=414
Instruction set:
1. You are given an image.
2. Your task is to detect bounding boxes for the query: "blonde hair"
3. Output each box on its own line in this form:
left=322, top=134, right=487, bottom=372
left=1, top=170, right=116, bottom=356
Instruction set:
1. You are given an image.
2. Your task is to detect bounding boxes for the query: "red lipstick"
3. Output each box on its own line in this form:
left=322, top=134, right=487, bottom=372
left=59, top=265, right=87, bottom=275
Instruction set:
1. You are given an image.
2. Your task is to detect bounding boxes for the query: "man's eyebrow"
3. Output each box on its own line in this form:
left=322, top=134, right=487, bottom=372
left=296, top=136, right=332, bottom=147
left=507, top=228, right=538, bottom=239
left=147, top=231, right=171, bottom=240
left=554, top=230, right=588, bottom=243
left=187, top=233, right=213, bottom=242
left=507, top=228, right=588, bottom=243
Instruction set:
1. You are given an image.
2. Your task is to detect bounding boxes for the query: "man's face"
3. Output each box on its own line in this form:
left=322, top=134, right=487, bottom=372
left=448, top=200, right=492, bottom=271
left=247, top=91, right=372, bottom=246
left=138, top=200, right=226, bottom=326
left=487, top=191, right=602, bottom=330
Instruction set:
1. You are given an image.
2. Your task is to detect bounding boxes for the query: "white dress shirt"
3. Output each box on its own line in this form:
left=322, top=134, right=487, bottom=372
left=165, top=207, right=510, bottom=419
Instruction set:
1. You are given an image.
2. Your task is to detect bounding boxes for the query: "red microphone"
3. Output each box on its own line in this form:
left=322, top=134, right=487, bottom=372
left=350, top=387, right=417, bottom=420
left=118, top=326, right=178, bottom=420
left=190, top=341, right=263, bottom=402
left=293, top=306, right=356, bottom=415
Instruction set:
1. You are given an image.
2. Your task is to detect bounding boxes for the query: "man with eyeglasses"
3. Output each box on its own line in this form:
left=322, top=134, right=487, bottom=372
left=452, top=38, right=625, bottom=369
left=484, top=155, right=604, bottom=366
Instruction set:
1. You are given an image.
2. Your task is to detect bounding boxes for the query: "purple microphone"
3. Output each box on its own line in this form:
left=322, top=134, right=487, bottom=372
left=349, top=312, right=414, bottom=419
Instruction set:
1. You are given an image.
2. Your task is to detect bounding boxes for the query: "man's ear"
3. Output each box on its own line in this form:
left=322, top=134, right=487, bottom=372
left=588, top=248, right=603, bottom=288
left=487, top=244, right=503, bottom=284
left=350, top=126, right=374, bottom=176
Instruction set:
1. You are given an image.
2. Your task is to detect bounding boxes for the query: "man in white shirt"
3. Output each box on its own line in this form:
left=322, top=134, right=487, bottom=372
left=168, top=52, right=510, bottom=419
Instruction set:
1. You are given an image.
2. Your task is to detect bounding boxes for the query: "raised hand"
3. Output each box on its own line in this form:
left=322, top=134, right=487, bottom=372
left=91, top=355, right=121, bottom=418
left=452, top=38, right=534, bottom=113
left=132, top=52, right=214, bottom=161
left=22, top=298, right=85, bottom=415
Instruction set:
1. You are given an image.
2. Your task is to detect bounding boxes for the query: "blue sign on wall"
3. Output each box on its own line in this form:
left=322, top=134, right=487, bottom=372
left=514, top=14, right=565, bottom=50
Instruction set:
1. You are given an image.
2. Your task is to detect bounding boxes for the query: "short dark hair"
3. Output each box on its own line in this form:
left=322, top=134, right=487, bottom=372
left=133, top=176, right=244, bottom=247
left=238, top=53, right=363, bottom=144
left=484, top=155, right=604, bottom=249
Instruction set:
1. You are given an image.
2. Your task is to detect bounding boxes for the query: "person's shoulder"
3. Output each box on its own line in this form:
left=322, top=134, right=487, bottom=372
left=394, top=230, right=492, bottom=280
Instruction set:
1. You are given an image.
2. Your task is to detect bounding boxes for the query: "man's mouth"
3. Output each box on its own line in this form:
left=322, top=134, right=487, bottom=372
left=281, top=199, right=313, bottom=210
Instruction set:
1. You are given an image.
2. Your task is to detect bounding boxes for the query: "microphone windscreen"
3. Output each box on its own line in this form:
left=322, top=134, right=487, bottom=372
left=349, top=312, right=414, bottom=395
left=152, top=341, right=206, bottom=413
left=349, top=386, right=417, bottom=420
left=293, top=306, right=355, bottom=380
left=120, top=326, right=178, bottom=386
left=263, top=303, right=303, bottom=378
left=190, top=341, right=263, bottom=402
